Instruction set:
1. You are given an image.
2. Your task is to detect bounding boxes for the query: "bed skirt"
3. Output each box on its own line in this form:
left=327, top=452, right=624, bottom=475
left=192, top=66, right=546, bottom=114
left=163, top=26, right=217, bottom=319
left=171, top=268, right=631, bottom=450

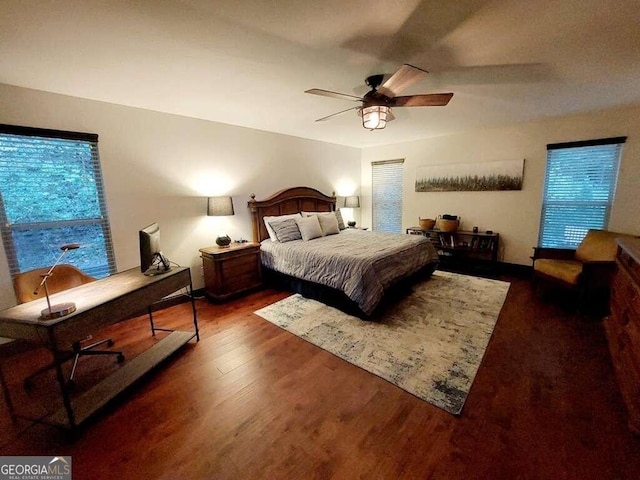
left=263, top=261, right=439, bottom=319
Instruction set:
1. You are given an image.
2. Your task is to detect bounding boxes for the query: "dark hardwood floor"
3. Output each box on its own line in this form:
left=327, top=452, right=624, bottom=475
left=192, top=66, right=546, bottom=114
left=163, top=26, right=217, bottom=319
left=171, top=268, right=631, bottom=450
left=1, top=274, right=639, bottom=479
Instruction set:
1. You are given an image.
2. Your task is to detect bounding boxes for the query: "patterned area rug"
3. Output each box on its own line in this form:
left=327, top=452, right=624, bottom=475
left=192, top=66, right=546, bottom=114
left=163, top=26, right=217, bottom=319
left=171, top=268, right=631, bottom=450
left=254, top=271, right=510, bottom=415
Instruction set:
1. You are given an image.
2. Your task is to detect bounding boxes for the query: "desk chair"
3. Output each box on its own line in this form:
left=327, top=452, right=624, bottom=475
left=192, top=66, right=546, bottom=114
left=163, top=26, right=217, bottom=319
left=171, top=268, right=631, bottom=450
left=532, top=229, right=637, bottom=315
left=13, top=264, right=124, bottom=388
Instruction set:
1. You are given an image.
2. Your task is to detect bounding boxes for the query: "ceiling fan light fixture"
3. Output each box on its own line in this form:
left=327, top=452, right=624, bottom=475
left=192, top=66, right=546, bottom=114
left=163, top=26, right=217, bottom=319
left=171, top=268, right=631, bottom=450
left=306, top=64, right=452, bottom=128
left=362, top=105, right=390, bottom=130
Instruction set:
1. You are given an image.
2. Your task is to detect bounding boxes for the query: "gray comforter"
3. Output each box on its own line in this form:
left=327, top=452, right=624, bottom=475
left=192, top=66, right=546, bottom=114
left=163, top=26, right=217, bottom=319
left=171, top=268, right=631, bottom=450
left=260, top=229, right=439, bottom=314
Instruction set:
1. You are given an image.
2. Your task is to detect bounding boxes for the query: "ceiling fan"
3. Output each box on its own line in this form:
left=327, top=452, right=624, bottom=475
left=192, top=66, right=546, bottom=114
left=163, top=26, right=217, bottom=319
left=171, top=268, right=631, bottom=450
left=305, top=64, right=453, bottom=130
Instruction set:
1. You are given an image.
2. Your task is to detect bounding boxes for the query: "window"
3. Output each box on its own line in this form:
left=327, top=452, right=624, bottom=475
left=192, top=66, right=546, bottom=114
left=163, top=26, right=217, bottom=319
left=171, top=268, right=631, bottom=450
left=0, top=124, right=116, bottom=278
left=539, top=136, right=625, bottom=248
left=372, top=159, right=404, bottom=233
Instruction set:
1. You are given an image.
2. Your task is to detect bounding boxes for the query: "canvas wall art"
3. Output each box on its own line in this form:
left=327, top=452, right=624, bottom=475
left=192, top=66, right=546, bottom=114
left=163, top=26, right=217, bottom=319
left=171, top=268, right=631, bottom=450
left=415, top=159, right=524, bottom=192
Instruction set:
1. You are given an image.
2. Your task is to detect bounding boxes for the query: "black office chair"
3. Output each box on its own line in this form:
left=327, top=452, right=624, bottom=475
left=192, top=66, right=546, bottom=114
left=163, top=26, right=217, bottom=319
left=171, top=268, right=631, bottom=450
left=13, top=264, right=124, bottom=388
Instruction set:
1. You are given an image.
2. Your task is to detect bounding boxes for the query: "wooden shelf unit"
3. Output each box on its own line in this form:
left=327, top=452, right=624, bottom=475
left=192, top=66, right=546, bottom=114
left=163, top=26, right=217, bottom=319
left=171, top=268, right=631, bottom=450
left=48, top=330, right=196, bottom=427
left=407, top=227, right=499, bottom=272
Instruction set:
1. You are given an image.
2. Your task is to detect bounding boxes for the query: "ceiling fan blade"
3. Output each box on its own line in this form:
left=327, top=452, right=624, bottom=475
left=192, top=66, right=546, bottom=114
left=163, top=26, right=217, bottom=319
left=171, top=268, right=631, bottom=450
left=315, top=106, right=360, bottom=122
left=390, top=93, right=453, bottom=107
left=376, top=64, right=428, bottom=98
left=305, top=89, right=362, bottom=102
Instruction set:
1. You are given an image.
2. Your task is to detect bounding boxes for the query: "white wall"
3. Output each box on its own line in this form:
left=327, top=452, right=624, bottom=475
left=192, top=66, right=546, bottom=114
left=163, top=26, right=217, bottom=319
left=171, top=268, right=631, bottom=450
left=361, top=104, right=640, bottom=266
left=0, top=83, right=361, bottom=309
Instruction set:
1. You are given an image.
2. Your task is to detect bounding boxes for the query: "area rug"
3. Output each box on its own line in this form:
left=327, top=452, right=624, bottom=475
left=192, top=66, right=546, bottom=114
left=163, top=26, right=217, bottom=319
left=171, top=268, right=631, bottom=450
left=254, top=271, right=510, bottom=415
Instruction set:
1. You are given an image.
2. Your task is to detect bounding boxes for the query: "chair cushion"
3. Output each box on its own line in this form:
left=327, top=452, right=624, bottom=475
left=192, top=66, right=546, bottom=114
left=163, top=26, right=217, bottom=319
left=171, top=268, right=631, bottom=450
left=534, top=259, right=583, bottom=285
left=575, top=229, right=625, bottom=262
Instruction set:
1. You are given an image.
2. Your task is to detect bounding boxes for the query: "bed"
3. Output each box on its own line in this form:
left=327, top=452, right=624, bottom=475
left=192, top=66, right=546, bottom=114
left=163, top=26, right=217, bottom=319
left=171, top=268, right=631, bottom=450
left=248, top=187, right=439, bottom=317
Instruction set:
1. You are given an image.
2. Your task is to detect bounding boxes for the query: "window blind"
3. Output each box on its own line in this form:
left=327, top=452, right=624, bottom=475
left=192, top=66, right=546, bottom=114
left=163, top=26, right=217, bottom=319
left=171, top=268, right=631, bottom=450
left=539, top=137, right=625, bottom=248
left=372, top=159, right=404, bottom=233
left=0, top=124, right=116, bottom=278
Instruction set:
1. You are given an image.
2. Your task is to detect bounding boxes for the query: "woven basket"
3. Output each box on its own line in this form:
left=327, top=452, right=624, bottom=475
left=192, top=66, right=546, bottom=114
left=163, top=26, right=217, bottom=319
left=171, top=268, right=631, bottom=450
left=437, top=218, right=459, bottom=232
left=419, top=218, right=436, bottom=230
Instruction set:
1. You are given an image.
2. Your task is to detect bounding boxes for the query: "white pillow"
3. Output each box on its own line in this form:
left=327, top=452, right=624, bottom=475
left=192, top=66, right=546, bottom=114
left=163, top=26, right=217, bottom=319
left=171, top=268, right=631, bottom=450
left=264, top=213, right=301, bottom=242
left=302, top=210, right=345, bottom=230
left=295, top=215, right=323, bottom=241
left=317, top=213, right=340, bottom=235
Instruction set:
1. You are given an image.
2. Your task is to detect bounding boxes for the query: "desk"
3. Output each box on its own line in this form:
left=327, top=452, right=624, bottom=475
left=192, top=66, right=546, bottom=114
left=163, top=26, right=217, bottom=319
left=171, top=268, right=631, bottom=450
left=0, top=267, right=199, bottom=429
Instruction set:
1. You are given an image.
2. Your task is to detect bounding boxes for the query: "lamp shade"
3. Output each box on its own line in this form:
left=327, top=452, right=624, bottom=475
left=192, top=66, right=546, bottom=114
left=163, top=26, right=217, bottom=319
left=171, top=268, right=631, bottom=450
left=362, top=105, right=390, bottom=130
left=344, top=196, right=360, bottom=208
left=207, top=196, right=234, bottom=216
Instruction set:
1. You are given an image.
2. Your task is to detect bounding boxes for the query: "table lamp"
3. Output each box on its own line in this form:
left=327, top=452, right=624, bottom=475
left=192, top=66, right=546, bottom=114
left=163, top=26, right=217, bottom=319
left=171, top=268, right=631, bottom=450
left=344, top=195, right=360, bottom=227
left=33, top=243, right=81, bottom=319
left=207, top=196, right=235, bottom=247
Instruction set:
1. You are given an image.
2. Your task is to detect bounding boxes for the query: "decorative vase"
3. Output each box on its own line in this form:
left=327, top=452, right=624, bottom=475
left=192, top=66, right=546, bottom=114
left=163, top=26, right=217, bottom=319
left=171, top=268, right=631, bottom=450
left=216, top=235, right=231, bottom=247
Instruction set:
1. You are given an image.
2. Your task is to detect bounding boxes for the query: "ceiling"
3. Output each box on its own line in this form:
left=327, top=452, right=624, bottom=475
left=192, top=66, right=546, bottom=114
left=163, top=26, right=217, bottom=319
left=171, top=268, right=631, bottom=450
left=1, top=0, right=640, bottom=148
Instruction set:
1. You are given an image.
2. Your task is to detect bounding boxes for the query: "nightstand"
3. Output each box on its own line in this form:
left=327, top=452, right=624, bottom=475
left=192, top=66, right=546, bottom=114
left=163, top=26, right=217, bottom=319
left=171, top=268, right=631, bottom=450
left=199, top=242, right=262, bottom=301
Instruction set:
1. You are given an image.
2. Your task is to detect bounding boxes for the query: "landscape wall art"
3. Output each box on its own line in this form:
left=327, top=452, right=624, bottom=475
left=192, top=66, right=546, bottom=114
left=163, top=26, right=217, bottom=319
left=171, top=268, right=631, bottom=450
left=415, top=159, right=524, bottom=192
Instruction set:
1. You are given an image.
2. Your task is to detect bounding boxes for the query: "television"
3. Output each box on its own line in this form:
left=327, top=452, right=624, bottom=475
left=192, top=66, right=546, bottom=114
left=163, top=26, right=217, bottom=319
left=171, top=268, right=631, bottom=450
left=139, top=222, right=171, bottom=276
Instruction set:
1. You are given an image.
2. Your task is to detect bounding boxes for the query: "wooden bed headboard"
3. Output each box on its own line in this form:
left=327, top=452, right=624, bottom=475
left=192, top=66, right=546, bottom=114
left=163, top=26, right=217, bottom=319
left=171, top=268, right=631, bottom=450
left=248, top=187, right=336, bottom=242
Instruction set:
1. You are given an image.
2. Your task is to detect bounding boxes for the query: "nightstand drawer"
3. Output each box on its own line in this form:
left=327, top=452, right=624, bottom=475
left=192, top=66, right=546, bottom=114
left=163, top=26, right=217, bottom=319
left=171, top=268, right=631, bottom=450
left=224, top=270, right=261, bottom=293
left=222, top=254, right=260, bottom=276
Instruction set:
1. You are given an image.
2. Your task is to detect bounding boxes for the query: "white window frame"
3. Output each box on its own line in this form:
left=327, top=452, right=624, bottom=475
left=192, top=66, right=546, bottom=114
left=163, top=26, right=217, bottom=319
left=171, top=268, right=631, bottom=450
left=539, top=136, right=625, bottom=248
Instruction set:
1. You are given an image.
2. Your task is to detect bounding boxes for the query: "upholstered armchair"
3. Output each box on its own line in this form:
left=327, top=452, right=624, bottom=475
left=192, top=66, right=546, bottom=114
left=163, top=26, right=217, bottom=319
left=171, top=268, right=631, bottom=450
left=532, top=229, right=637, bottom=314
